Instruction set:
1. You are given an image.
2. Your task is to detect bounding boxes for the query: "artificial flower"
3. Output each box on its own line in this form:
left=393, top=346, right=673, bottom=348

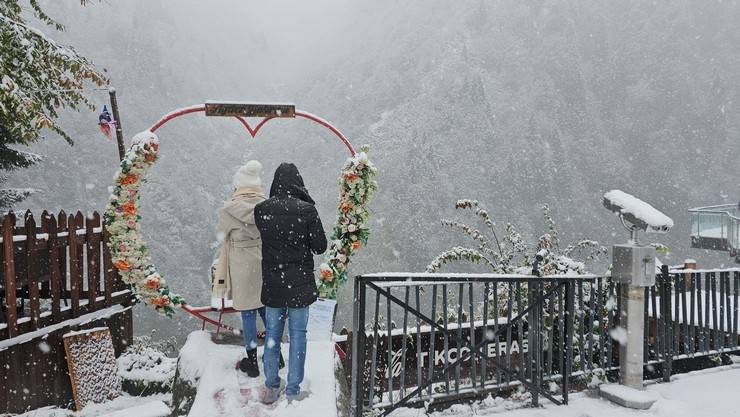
left=113, top=259, right=131, bottom=270
left=145, top=276, right=160, bottom=289
left=151, top=295, right=169, bottom=307
left=122, top=201, right=137, bottom=216
left=119, top=174, right=139, bottom=185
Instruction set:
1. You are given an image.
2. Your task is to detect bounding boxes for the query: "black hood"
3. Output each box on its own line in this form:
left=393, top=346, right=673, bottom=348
left=269, top=162, right=315, bottom=205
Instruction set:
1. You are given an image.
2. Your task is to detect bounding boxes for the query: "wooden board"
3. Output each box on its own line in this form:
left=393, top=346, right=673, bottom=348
left=63, top=327, right=121, bottom=410
left=204, top=101, right=295, bottom=118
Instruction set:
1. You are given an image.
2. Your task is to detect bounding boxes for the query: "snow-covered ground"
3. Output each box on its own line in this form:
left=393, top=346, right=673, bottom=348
left=5, top=394, right=171, bottom=417
left=178, top=331, right=337, bottom=417
left=389, top=364, right=740, bottom=417
left=5, top=331, right=337, bottom=417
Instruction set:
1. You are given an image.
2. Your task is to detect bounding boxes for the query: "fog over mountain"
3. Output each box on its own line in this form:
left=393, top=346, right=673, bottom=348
left=11, top=0, right=739, bottom=341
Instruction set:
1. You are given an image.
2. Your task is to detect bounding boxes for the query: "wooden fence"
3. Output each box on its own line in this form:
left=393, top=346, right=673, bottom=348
left=0, top=210, right=134, bottom=413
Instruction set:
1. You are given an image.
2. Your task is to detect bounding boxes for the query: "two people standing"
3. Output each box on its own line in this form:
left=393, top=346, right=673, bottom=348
left=214, top=160, right=327, bottom=404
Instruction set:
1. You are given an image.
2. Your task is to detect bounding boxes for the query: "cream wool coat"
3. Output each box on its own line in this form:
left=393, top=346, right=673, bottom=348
left=213, top=187, right=266, bottom=311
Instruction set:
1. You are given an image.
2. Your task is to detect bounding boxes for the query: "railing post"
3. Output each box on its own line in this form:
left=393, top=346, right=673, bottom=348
left=351, top=276, right=366, bottom=417
left=562, top=281, right=575, bottom=404
left=661, top=265, right=672, bottom=382
left=528, top=280, right=541, bottom=407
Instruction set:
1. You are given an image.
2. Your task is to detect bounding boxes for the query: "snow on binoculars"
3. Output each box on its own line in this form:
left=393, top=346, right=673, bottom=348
left=603, top=190, right=673, bottom=287
left=602, top=189, right=673, bottom=234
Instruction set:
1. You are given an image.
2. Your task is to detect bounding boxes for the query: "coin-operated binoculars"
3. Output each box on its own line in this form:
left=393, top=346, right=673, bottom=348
left=603, top=190, right=673, bottom=394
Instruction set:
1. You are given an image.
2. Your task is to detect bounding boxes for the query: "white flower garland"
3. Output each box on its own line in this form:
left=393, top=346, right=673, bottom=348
left=104, top=131, right=183, bottom=316
left=318, top=146, right=378, bottom=298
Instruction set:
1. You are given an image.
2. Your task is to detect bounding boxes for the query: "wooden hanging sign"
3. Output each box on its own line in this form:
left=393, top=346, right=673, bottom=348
left=204, top=101, right=296, bottom=118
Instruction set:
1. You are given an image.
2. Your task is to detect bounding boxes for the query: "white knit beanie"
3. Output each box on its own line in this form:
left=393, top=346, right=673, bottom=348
left=233, top=160, right=263, bottom=189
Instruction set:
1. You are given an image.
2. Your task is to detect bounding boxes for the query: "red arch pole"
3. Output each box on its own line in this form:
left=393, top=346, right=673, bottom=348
left=149, top=105, right=205, bottom=133
left=294, top=110, right=356, bottom=155
left=147, top=104, right=356, bottom=155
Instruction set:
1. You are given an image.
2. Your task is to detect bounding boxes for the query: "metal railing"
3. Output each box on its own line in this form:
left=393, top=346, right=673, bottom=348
left=689, top=204, right=740, bottom=255
left=348, top=268, right=740, bottom=416
left=350, top=273, right=596, bottom=416
left=650, top=266, right=740, bottom=372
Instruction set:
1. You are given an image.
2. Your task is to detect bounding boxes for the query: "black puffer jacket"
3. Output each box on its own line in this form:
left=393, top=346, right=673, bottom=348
left=254, top=163, right=328, bottom=308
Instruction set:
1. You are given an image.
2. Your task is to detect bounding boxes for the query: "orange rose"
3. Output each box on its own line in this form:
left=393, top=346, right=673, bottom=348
left=145, top=276, right=160, bottom=289
left=320, top=268, right=334, bottom=281
left=113, top=259, right=131, bottom=270
left=352, top=240, right=361, bottom=250
left=344, top=171, right=359, bottom=181
left=151, top=295, right=169, bottom=307
left=122, top=201, right=137, bottom=216
left=119, top=174, right=139, bottom=185
left=339, top=201, right=353, bottom=213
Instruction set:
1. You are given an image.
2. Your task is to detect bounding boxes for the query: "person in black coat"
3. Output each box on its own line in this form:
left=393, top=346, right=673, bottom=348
left=254, top=162, right=327, bottom=403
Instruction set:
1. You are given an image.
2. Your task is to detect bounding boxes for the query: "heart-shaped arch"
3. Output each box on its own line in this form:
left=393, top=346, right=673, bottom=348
left=103, top=103, right=377, bottom=316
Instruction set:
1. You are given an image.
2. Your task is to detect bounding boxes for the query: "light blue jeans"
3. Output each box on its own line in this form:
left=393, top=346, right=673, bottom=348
left=263, top=306, right=309, bottom=395
left=240, top=307, right=266, bottom=351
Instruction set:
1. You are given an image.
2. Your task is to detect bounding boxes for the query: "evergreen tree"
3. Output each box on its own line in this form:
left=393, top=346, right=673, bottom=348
left=0, top=0, right=107, bottom=207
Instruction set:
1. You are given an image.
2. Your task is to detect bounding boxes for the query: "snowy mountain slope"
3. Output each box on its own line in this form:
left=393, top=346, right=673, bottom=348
left=9, top=0, right=740, bottom=341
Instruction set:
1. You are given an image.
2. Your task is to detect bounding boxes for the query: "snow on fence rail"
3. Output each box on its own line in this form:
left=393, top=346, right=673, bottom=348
left=0, top=210, right=132, bottom=341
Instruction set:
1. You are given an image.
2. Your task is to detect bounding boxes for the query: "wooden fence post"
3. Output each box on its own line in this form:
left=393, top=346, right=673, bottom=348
left=25, top=213, right=40, bottom=330
left=39, top=210, right=50, bottom=297
left=45, top=213, right=62, bottom=321
left=68, top=214, right=80, bottom=318
left=102, top=224, right=114, bottom=306
left=57, top=210, right=67, bottom=302
left=86, top=212, right=101, bottom=309
left=3, top=212, right=18, bottom=338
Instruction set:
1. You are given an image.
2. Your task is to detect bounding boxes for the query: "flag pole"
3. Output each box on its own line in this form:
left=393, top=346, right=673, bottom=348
left=108, top=87, right=125, bottom=161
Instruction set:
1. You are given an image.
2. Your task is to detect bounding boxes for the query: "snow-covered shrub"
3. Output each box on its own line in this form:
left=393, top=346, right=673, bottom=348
left=427, top=200, right=606, bottom=276
left=117, top=331, right=177, bottom=395
left=585, top=368, right=608, bottom=389
left=427, top=200, right=606, bottom=318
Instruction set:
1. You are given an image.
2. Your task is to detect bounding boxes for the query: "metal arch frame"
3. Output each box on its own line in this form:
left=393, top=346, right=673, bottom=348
left=146, top=103, right=356, bottom=336
left=148, top=104, right=357, bottom=155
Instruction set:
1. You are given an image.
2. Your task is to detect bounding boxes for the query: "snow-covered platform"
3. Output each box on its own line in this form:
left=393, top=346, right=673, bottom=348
left=175, top=331, right=338, bottom=417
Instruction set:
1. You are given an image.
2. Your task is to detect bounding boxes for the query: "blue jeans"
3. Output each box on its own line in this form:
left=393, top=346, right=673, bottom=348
left=263, top=306, right=309, bottom=395
left=240, top=307, right=266, bottom=351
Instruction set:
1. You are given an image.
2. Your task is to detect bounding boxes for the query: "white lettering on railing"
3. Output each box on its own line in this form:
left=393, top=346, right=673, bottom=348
left=385, top=339, right=529, bottom=378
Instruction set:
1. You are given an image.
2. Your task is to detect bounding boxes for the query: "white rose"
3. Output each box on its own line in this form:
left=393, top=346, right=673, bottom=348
left=348, top=224, right=357, bottom=232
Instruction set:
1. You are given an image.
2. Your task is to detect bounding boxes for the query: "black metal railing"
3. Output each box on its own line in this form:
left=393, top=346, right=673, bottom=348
left=348, top=268, right=740, bottom=416
left=350, top=273, right=597, bottom=416
left=647, top=266, right=740, bottom=380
